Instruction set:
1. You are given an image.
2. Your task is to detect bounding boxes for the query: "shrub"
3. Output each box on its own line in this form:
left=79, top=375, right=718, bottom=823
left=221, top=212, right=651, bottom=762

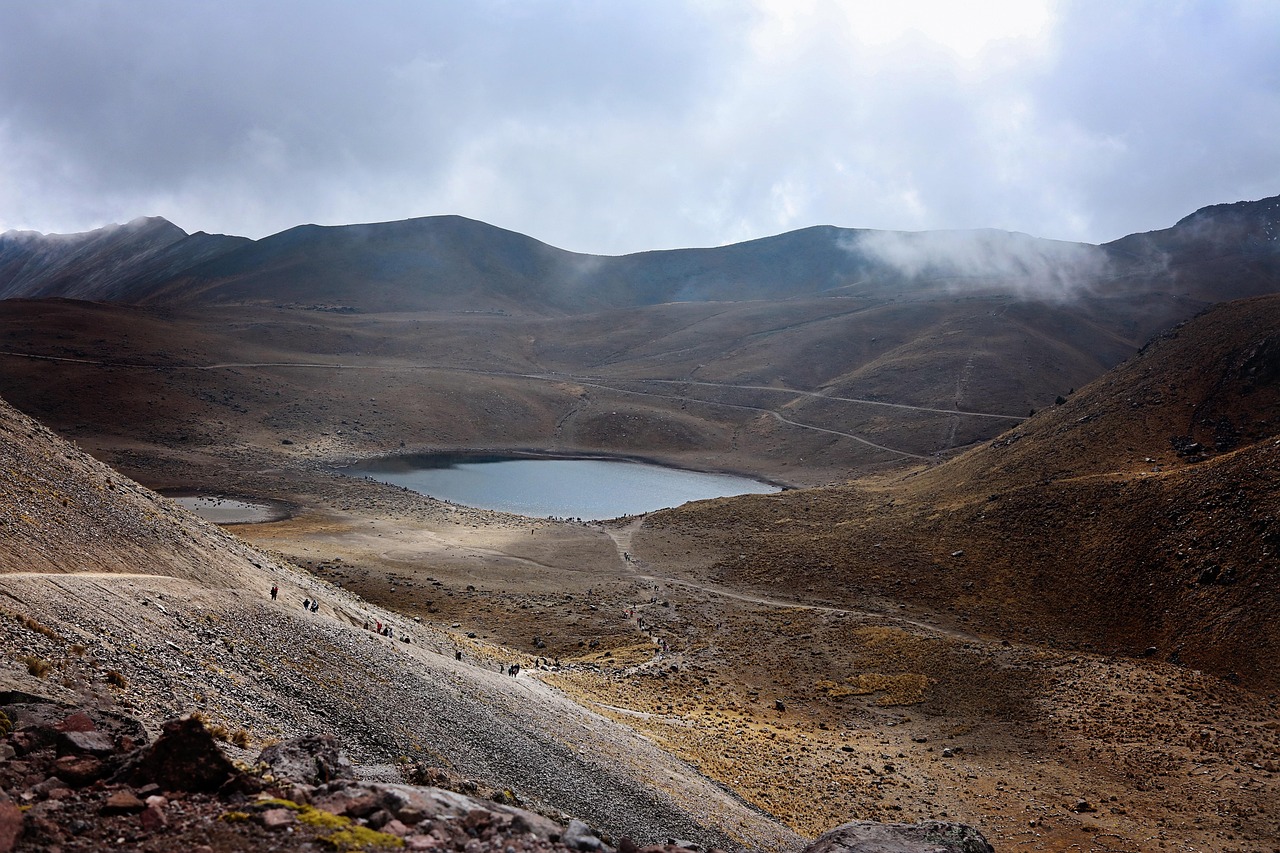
left=24, top=656, right=52, bottom=678
left=105, top=669, right=128, bottom=689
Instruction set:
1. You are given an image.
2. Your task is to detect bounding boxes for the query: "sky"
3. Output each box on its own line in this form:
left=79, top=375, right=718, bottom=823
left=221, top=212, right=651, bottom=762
left=1, top=0, right=1277, bottom=255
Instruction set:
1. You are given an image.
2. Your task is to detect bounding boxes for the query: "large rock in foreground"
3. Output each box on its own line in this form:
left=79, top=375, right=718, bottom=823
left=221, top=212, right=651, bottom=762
left=800, top=819, right=995, bottom=853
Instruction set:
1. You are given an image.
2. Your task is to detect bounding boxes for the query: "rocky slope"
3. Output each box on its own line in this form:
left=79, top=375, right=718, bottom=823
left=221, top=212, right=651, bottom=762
left=0, top=701, right=992, bottom=853
left=0, top=393, right=803, bottom=851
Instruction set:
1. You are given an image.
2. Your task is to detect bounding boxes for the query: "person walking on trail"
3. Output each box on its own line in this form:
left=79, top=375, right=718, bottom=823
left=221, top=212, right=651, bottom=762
left=270, top=584, right=278, bottom=600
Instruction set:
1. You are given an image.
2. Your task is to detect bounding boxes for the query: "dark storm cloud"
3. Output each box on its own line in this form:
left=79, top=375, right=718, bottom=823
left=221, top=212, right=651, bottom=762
left=0, top=1, right=1277, bottom=254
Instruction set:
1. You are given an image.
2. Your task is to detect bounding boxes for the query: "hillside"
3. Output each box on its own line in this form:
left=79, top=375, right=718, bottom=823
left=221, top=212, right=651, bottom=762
left=644, top=294, right=1280, bottom=689
left=0, top=392, right=802, bottom=851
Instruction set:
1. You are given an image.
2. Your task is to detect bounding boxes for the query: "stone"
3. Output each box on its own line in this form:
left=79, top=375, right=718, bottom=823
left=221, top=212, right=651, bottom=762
left=139, top=802, right=169, bottom=831
left=563, top=818, right=604, bottom=852
left=53, top=755, right=105, bottom=787
left=315, top=789, right=381, bottom=819
left=406, top=836, right=441, bottom=851
left=1072, top=799, right=1096, bottom=813
left=397, top=805, right=429, bottom=825
left=101, top=790, right=147, bottom=815
left=57, top=729, right=116, bottom=757
left=114, top=716, right=237, bottom=793
left=260, top=808, right=296, bottom=829
left=55, top=712, right=96, bottom=733
left=0, top=796, right=22, bottom=853
left=383, top=819, right=410, bottom=838
left=800, top=820, right=994, bottom=853
left=257, top=733, right=355, bottom=786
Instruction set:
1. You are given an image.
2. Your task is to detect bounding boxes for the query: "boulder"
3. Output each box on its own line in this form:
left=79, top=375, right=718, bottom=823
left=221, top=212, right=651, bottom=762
left=114, top=716, right=238, bottom=792
left=257, top=733, right=355, bottom=786
left=800, top=820, right=994, bottom=853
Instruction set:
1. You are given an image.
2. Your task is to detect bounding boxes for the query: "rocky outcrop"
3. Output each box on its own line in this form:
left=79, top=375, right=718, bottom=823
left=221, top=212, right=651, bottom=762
left=0, top=696, right=994, bottom=853
left=800, top=820, right=994, bottom=853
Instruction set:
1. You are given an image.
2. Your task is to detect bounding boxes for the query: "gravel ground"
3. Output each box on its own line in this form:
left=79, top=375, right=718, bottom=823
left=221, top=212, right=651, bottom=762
left=0, top=572, right=801, bottom=852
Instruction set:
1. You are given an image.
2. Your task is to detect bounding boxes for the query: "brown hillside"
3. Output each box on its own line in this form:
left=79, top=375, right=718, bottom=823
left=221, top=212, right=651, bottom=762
left=646, top=295, right=1280, bottom=689
left=0, top=392, right=280, bottom=585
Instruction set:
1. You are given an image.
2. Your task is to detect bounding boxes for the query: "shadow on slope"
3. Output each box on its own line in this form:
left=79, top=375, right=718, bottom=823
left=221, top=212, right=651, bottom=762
left=650, top=295, right=1280, bottom=690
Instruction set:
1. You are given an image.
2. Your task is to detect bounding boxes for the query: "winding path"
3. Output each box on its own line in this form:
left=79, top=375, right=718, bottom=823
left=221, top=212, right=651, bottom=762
left=599, top=519, right=978, bottom=643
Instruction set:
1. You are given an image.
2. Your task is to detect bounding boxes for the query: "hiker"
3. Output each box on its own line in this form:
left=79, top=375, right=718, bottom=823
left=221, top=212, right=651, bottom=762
left=455, top=650, right=463, bottom=662
left=303, top=597, right=311, bottom=610
left=310, top=599, right=319, bottom=612
left=376, top=620, right=382, bottom=633
left=270, top=584, right=278, bottom=600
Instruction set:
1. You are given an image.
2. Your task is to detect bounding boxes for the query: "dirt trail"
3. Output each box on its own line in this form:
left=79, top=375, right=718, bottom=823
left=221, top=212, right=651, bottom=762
left=601, top=519, right=977, bottom=643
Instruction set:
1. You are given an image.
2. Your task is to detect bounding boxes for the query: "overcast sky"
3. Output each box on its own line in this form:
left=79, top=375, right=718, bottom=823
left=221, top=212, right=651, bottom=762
left=1, top=0, right=1277, bottom=255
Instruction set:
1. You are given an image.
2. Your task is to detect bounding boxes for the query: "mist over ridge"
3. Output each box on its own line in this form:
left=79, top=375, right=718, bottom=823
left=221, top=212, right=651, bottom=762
left=1, top=191, right=1276, bottom=313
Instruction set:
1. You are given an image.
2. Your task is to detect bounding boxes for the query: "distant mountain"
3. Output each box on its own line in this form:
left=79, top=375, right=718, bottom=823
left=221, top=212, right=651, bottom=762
left=2, top=194, right=1276, bottom=313
left=1102, top=194, right=1280, bottom=301
left=0, top=217, right=249, bottom=302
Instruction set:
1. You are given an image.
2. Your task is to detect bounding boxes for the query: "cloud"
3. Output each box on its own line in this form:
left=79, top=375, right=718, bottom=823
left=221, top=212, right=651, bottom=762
left=849, top=229, right=1112, bottom=300
left=0, top=1, right=1277, bottom=254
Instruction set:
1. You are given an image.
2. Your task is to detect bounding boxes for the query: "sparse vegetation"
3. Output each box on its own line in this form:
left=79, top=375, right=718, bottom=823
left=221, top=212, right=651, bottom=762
left=5, top=609, right=62, bottom=641
left=24, top=655, right=52, bottom=677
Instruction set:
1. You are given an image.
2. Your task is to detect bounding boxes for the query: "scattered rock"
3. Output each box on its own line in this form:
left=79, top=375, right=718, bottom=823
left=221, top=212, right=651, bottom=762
left=0, top=794, right=22, bottom=853
left=101, top=789, right=147, bottom=815
left=801, top=819, right=994, bottom=853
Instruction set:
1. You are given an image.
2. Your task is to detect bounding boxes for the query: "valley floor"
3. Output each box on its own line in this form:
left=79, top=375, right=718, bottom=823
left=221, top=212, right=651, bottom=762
left=173, top=458, right=1279, bottom=853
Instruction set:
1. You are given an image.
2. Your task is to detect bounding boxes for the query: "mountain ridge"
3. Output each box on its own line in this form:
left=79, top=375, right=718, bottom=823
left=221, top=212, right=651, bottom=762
left=3, top=193, right=1276, bottom=312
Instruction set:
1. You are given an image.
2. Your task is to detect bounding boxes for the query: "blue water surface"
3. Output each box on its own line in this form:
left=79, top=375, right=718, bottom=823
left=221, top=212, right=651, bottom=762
left=345, top=456, right=779, bottom=520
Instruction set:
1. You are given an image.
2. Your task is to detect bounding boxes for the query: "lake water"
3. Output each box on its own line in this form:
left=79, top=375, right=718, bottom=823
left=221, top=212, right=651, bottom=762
left=343, top=455, right=780, bottom=520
